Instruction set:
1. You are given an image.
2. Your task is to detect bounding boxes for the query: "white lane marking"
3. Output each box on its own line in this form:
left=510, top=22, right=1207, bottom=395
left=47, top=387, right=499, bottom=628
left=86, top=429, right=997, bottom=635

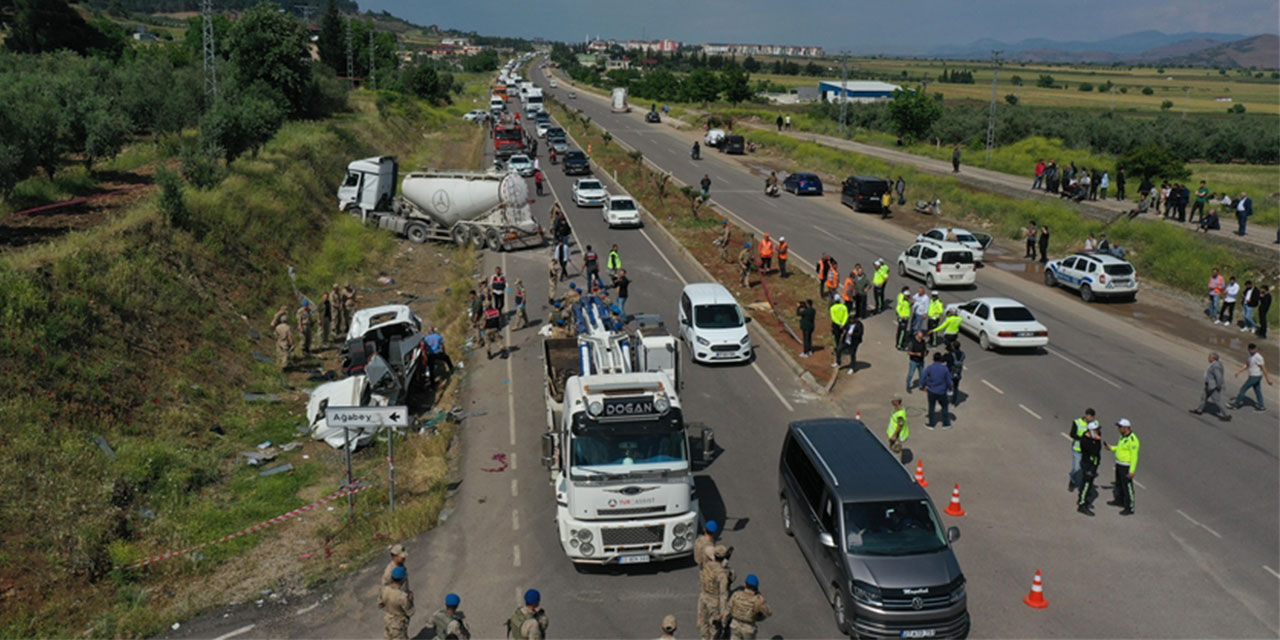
left=1134, top=479, right=1146, bottom=490
left=512, top=509, right=520, bottom=531
left=1176, top=509, right=1224, bottom=539
left=511, top=478, right=518, bottom=497
left=816, top=227, right=841, bottom=241
left=1018, top=404, right=1043, bottom=420
left=213, top=625, right=256, bottom=640
left=1045, top=347, right=1122, bottom=389
left=981, top=379, right=1004, bottom=394
left=751, top=361, right=795, bottom=412
left=504, top=253, right=517, bottom=447
left=510, top=451, right=517, bottom=470
left=296, top=601, right=320, bottom=615
left=513, top=544, right=522, bottom=567
left=1264, top=565, right=1280, bottom=580
left=1059, top=432, right=1072, bottom=440
left=639, top=228, right=688, bottom=286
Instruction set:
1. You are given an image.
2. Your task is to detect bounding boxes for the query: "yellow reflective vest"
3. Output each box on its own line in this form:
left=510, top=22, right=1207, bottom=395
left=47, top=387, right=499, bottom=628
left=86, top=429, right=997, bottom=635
left=887, top=408, right=908, bottom=442
left=829, top=302, right=849, bottom=327
left=933, top=315, right=962, bottom=336
left=873, top=264, right=890, bottom=286
left=895, top=295, right=911, bottom=319
left=1113, top=432, right=1140, bottom=473
left=928, top=299, right=944, bottom=319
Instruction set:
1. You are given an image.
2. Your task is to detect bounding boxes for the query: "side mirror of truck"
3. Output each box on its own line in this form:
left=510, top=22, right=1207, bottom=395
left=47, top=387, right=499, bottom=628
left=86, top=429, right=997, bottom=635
left=947, top=526, right=961, bottom=543
left=541, top=433, right=555, bottom=469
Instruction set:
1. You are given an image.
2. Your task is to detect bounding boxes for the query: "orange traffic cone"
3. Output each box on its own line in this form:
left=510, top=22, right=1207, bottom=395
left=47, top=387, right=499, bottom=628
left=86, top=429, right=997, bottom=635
left=943, top=483, right=965, bottom=516
left=915, top=460, right=929, bottom=487
left=1023, top=570, right=1048, bottom=609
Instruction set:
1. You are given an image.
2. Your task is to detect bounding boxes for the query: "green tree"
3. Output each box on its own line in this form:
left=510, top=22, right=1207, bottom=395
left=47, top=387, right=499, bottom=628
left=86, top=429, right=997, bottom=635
left=742, top=56, right=760, bottom=72
left=200, top=91, right=284, bottom=163
left=317, top=0, right=345, bottom=74
left=720, top=66, right=752, bottom=104
left=1004, top=93, right=1019, bottom=106
left=681, top=69, right=721, bottom=104
left=82, top=106, right=131, bottom=169
left=1141, top=86, right=1153, bottom=95
left=1010, top=74, right=1023, bottom=86
left=887, top=88, right=942, bottom=142
left=1160, top=100, right=1173, bottom=110
left=156, top=166, right=193, bottom=231
left=6, top=0, right=117, bottom=57
left=227, top=1, right=310, bottom=115
left=1077, top=82, right=1093, bottom=91
left=462, top=49, right=499, bottom=73
left=1119, top=143, right=1188, bottom=182
left=804, top=61, right=822, bottom=76
left=1036, top=74, right=1055, bottom=88
left=1228, top=103, right=1246, bottom=114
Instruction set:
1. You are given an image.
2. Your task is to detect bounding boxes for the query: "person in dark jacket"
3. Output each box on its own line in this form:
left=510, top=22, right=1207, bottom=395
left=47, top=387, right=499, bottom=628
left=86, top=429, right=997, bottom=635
left=1038, top=226, right=1051, bottom=263
left=797, top=300, right=816, bottom=357
left=840, top=315, right=864, bottom=375
left=1115, top=168, right=1126, bottom=200
left=1257, top=286, right=1272, bottom=339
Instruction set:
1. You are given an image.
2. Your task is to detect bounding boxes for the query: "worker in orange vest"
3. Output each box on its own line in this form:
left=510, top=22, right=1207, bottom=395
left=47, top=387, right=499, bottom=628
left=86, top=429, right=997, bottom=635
left=823, top=258, right=840, bottom=299
left=759, top=234, right=775, bottom=274
left=777, top=237, right=789, bottom=278
left=842, top=271, right=856, bottom=305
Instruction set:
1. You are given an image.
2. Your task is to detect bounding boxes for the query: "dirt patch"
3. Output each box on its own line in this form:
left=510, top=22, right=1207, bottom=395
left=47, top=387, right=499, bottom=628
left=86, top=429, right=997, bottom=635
left=0, top=164, right=160, bottom=250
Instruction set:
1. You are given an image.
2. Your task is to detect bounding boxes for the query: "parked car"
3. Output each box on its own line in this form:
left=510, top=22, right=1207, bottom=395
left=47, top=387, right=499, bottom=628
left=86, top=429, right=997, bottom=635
left=603, top=194, right=642, bottom=228
left=1044, top=252, right=1139, bottom=302
left=705, top=128, right=726, bottom=148
left=562, top=150, right=591, bottom=176
left=897, top=239, right=977, bottom=289
left=916, top=227, right=990, bottom=263
left=506, top=154, right=534, bottom=177
left=783, top=172, right=824, bottom=195
left=721, top=135, right=745, bottom=155
left=948, top=297, right=1049, bottom=351
left=841, top=176, right=891, bottom=213
left=645, top=110, right=661, bottom=123
left=568, top=91, right=577, bottom=99
left=463, top=109, right=488, bottom=122
left=572, top=178, right=607, bottom=207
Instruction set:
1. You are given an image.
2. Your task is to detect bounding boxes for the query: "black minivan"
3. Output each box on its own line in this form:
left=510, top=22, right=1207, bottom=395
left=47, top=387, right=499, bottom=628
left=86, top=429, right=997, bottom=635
left=721, top=135, right=746, bottom=155
left=841, top=176, right=891, bottom=213
left=779, top=418, right=969, bottom=638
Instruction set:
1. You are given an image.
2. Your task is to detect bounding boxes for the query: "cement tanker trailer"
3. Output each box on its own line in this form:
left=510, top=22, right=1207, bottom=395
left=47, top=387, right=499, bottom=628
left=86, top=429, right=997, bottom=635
left=338, top=156, right=544, bottom=251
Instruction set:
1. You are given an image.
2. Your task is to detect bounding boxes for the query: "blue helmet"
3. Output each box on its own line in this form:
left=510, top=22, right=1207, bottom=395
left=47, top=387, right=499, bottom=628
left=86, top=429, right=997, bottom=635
left=745, top=574, right=759, bottom=588
left=524, top=588, right=541, bottom=605
left=705, top=520, right=718, bottom=534
left=445, top=593, right=460, bottom=607
left=391, top=566, right=407, bottom=581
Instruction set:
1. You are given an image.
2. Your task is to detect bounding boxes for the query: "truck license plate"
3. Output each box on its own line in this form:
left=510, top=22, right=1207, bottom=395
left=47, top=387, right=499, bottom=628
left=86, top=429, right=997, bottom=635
left=618, top=554, right=650, bottom=565
left=901, top=630, right=935, bottom=638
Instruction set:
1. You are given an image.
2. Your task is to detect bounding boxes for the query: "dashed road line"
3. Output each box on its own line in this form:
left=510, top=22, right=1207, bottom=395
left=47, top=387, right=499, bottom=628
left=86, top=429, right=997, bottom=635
left=513, top=544, right=522, bottom=567
left=1134, top=480, right=1147, bottom=490
left=1059, top=432, right=1072, bottom=440
left=981, top=379, right=1004, bottom=394
left=816, top=227, right=841, bottom=241
left=213, top=625, right=256, bottom=640
left=511, top=478, right=518, bottom=497
left=1176, top=509, right=1223, bottom=539
left=638, top=227, right=687, bottom=286
left=1045, top=347, right=1121, bottom=389
left=752, top=361, right=795, bottom=412
left=1264, top=565, right=1280, bottom=580
left=1018, top=404, right=1042, bottom=420
left=512, top=509, right=520, bottom=531
left=504, top=252, right=518, bottom=447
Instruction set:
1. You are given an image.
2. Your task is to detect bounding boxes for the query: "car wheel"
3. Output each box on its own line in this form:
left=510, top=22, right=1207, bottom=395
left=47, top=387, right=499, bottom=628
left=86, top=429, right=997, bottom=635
left=1044, top=270, right=1057, bottom=288
left=832, top=587, right=852, bottom=636
left=1080, top=285, right=1095, bottom=303
left=781, top=499, right=794, bottom=537
left=897, top=262, right=908, bottom=277
left=979, top=332, right=992, bottom=351
left=925, top=274, right=936, bottom=290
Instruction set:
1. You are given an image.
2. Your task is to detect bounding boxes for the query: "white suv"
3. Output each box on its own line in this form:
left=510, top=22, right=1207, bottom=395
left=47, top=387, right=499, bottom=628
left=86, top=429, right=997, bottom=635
left=897, top=239, right=976, bottom=289
left=916, top=227, right=990, bottom=263
left=1044, top=252, right=1139, bottom=302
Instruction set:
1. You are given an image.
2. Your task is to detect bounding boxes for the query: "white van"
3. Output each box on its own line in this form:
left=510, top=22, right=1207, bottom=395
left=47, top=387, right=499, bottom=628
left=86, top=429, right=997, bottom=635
left=896, top=239, right=977, bottom=289
left=678, top=283, right=752, bottom=364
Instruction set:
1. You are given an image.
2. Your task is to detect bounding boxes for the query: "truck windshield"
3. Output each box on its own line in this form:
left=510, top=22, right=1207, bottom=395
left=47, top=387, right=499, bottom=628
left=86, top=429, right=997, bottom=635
left=571, top=428, right=687, bottom=467
left=843, top=500, right=948, bottom=556
left=496, top=129, right=522, bottom=141
left=694, top=304, right=743, bottom=329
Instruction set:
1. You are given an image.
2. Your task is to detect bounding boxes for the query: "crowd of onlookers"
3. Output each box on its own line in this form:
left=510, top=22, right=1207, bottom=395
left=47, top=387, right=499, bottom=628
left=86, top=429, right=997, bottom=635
left=1205, top=268, right=1272, bottom=339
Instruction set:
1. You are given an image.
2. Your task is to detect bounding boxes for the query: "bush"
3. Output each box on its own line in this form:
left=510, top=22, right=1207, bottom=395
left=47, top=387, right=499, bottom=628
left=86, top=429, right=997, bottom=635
left=1160, top=100, right=1173, bottom=110
left=1078, top=82, right=1094, bottom=92
left=1036, top=74, right=1056, bottom=88
left=1141, top=86, right=1154, bottom=95
left=179, top=141, right=226, bottom=189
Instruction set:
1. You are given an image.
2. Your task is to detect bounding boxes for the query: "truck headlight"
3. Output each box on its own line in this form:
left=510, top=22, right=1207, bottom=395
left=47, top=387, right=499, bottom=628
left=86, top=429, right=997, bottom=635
left=577, top=528, right=593, bottom=542
left=673, top=522, right=689, bottom=537
left=580, top=542, right=594, bottom=556
left=673, top=536, right=687, bottom=551
left=654, top=395, right=671, bottom=413
left=588, top=401, right=603, bottom=416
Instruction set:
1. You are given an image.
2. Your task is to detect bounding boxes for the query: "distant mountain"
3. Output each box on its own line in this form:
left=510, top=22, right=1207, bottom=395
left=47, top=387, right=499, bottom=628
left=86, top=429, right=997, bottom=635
left=1156, top=34, right=1280, bottom=68
left=923, top=30, right=1249, bottom=61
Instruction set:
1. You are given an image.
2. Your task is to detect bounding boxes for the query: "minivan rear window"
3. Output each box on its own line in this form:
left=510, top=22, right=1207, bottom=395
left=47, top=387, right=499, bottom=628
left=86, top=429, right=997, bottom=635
left=843, top=500, right=947, bottom=556
left=1103, top=264, right=1134, bottom=276
left=941, top=251, right=974, bottom=264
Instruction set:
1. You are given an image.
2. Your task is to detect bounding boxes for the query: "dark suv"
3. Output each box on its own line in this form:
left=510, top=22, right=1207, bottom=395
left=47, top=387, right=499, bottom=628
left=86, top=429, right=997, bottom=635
left=562, top=150, right=591, bottom=176
left=841, top=176, right=891, bottom=213
left=779, top=418, right=968, bottom=638
left=721, top=135, right=746, bottom=155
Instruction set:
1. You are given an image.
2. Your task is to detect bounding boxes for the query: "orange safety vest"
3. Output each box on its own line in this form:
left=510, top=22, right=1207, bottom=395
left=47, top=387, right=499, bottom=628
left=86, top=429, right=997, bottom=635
left=842, top=276, right=854, bottom=302
left=825, top=267, right=839, bottom=291
left=759, top=238, right=774, bottom=258
left=778, top=241, right=788, bottom=260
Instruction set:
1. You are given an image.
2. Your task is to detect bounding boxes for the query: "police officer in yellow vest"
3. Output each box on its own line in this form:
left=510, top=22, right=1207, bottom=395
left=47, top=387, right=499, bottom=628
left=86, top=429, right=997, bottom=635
left=872, top=259, right=890, bottom=314
left=931, top=308, right=962, bottom=347
left=926, top=291, right=945, bottom=346
left=829, top=296, right=849, bottom=358
left=1067, top=408, right=1098, bottom=492
left=895, top=287, right=912, bottom=350
left=887, top=396, right=908, bottom=455
left=723, top=574, right=771, bottom=640
left=1105, top=419, right=1139, bottom=516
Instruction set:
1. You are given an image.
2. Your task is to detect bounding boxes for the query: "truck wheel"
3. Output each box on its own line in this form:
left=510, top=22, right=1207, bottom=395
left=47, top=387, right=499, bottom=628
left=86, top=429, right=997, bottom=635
left=345, top=204, right=362, bottom=218
left=486, top=229, right=504, bottom=252
left=406, top=223, right=429, bottom=244
left=451, top=226, right=469, bottom=246
left=470, top=226, right=487, bottom=249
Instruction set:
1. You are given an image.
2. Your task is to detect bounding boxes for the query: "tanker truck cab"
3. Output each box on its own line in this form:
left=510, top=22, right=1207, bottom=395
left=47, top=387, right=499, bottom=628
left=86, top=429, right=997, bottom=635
left=338, top=156, right=397, bottom=217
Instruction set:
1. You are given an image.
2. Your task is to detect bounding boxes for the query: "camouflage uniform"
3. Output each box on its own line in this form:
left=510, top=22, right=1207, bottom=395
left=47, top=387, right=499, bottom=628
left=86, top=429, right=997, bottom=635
left=737, top=248, right=753, bottom=288
left=320, top=293, right=332, bottom=344
left=508, top=606, right=548, bottom=640
left=330, top=285, right=344, bottom=335
left=295, top=303, right=314, bottom=355
left=548, top=259, right=560, bottom=302
left=378, top=585, right=414, bottom=640
left=724, top=588, right=771, bottom=640
left=271, top=305, right=289, bottom=328
left=274, top=322, right=293, bottom=369
left=697, top=546, right=730, bottom=640
left=430, top=608, right=470, bottom=640
left=717, top=227, right=732, bottom=263
left=342, top=285, right=357, bottom=333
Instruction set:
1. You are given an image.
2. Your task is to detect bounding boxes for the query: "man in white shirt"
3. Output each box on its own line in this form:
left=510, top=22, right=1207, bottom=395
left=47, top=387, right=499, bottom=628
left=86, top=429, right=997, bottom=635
left=1230, top=343, right=1272, bottom=411
left=910, top=286, right=929, bottom=334
left=1219, top=276, right=1240, bottom=326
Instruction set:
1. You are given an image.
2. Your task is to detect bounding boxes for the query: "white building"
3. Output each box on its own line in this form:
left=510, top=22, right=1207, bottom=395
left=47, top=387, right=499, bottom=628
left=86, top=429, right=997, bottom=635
left=818, top=81, right=902, bottom=103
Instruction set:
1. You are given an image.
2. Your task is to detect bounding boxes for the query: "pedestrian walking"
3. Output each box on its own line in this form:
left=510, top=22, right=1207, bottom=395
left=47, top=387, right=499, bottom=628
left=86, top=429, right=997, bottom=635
left=274, top=320, right=293, bottom=370
left=723, top=574, right=771, bottom=640
left=1241, top=281, right=1260, bottom=332
left=430, top=593, right=470, bottom=640
left=700, top=174, right=711, bottom=197
left=1024, top=223, right=1037, bottom=259
left=796, top=300, right=815, bottom=358
left=829, top=297, right=849, bottom=362
left=483, top=301, right=503, bottom=359
left=775, top=114, right=783, bottom=131
left=424, top=327, right=454, bottom=377
left=534, top=169, right=544, bottom=196
left=872, top=259, right=889, bottom=314
left=1205, top=269, right=1225, bottom=322
left=894, top=286, right=912, bottom=350
left=1037, top=226, right=1050, bottom=263
left=697, top=545, right=731, bottom=640
left=1256, top=285, right=1271, bottom=339
left=784, top=115, right=791, bottom=130
left=1114, top=168, right=1126, bottom=200
left=582, top=245, right=600, bottom=289
left=379, top=566, right=414, bottom=640
left=1229, top=343, right=1272, bottom=411
left=839, top=315, right=864, bottom=375
left=1075, top=419, right=1103, bottom=516
left=905, top=330, right=927, bottom=392
left=1190, top=352, right=1231, bottom=421
left=737, top=241, right=754, bottom=288
left=910, top=286, right=929, bottom=335
left=1235, top=192, right=1252, bottom=236
left=295, top=300, right=314, bottom=356
left=613, top=270, right=630, bottom=317
left=951, top=145, right=961, bottom=173
left=1067, top=408, right=1098, bottom=492
left=921, top=352, right=953, bottom=428
left=513, top=280, right=529, bottom=329
left=853, top=263, right=870, bottom=319
left=758, top=234, right=775, bottom=274
left=490, top=267, right=508, bottom=313
left=554, top=240, right=570, bottom=280
left=944, top=339, right=964, bottom=404
left=777, top=236, right=789, bottom=278
left=1219, top=276, right=1239, bottom=325
left=659, top=614, right=678, bottom=639
left=468, top=290, right=485, bottom=346
left=547, top=257, right=560, bottom=301
left=507, top=589, right=548, bottom=640
left=886, top=396, right=908, bottom=455
left=607, top=244, right=622, bottom=284
left=321, top=292, right=332, bottom=344
left=1104, top=419, right=1139, bottom=516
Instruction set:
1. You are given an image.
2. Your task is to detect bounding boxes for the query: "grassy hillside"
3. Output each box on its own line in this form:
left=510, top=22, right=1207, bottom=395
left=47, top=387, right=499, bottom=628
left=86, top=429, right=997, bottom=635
left=0, top=87, right=485, bottom=637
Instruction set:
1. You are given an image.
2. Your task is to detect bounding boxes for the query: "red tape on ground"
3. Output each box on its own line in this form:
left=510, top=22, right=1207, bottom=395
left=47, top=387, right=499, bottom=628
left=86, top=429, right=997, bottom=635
left=7, top=184, right=149, bottom=219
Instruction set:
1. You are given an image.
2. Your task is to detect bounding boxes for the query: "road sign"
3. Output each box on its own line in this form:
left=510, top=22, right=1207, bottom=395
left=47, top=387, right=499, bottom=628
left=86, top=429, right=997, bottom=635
left=325, top=406, right=410, bottom=428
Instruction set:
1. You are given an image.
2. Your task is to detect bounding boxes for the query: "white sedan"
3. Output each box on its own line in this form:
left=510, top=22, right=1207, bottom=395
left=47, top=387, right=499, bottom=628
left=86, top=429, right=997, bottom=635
left=462, top=109, right=488, bottom=122
left=506, top=154, right=534, bottom=177
left=536, top=121, right=552, bottom=137
left=572, top=178, right=607, bottom=207
left=948, top=297, right=1049, bottom=351
left=603, top=195, right=642, bottom=228
left=916, top=227, right=990, bottom=263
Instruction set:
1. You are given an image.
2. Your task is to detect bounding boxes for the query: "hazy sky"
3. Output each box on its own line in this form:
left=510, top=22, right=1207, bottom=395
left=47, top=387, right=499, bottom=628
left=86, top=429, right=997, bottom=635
left=358, top=0, right=1279, bottom=52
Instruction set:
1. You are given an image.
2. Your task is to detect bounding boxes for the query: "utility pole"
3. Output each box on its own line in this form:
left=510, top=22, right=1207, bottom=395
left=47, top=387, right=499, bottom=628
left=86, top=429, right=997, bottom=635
left=201, top=0, right=218, bottom=99
left=345, top=17, right=354, bottom=88
left=985, top=50, right=1002, bottom=162
left=368, top=29, right=376, bottom=91
left=839, top=53, right=848, bottom=136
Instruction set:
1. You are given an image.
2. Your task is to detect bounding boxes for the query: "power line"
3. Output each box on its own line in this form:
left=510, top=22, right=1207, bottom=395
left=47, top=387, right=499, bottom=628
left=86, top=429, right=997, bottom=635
left=201, top=0, right=218, bottom=99
left=985, top=50, right=1001, bottom=162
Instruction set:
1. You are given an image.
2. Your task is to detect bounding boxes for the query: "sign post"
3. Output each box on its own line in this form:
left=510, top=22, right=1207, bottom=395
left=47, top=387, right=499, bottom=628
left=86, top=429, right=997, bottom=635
left=325, top=406, right=410, bottom=516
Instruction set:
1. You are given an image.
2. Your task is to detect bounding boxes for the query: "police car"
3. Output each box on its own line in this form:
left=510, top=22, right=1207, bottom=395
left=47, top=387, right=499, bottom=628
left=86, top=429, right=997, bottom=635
left=1044, top=252, right=1139, bottom=302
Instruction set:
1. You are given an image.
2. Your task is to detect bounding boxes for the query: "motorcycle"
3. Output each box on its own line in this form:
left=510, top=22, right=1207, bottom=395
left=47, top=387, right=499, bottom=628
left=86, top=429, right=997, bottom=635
left=765, top=182, right=780, bottom=198
left=549, top=150, right=558, bottom=165
left=691, top=144, right=701, bottom=160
